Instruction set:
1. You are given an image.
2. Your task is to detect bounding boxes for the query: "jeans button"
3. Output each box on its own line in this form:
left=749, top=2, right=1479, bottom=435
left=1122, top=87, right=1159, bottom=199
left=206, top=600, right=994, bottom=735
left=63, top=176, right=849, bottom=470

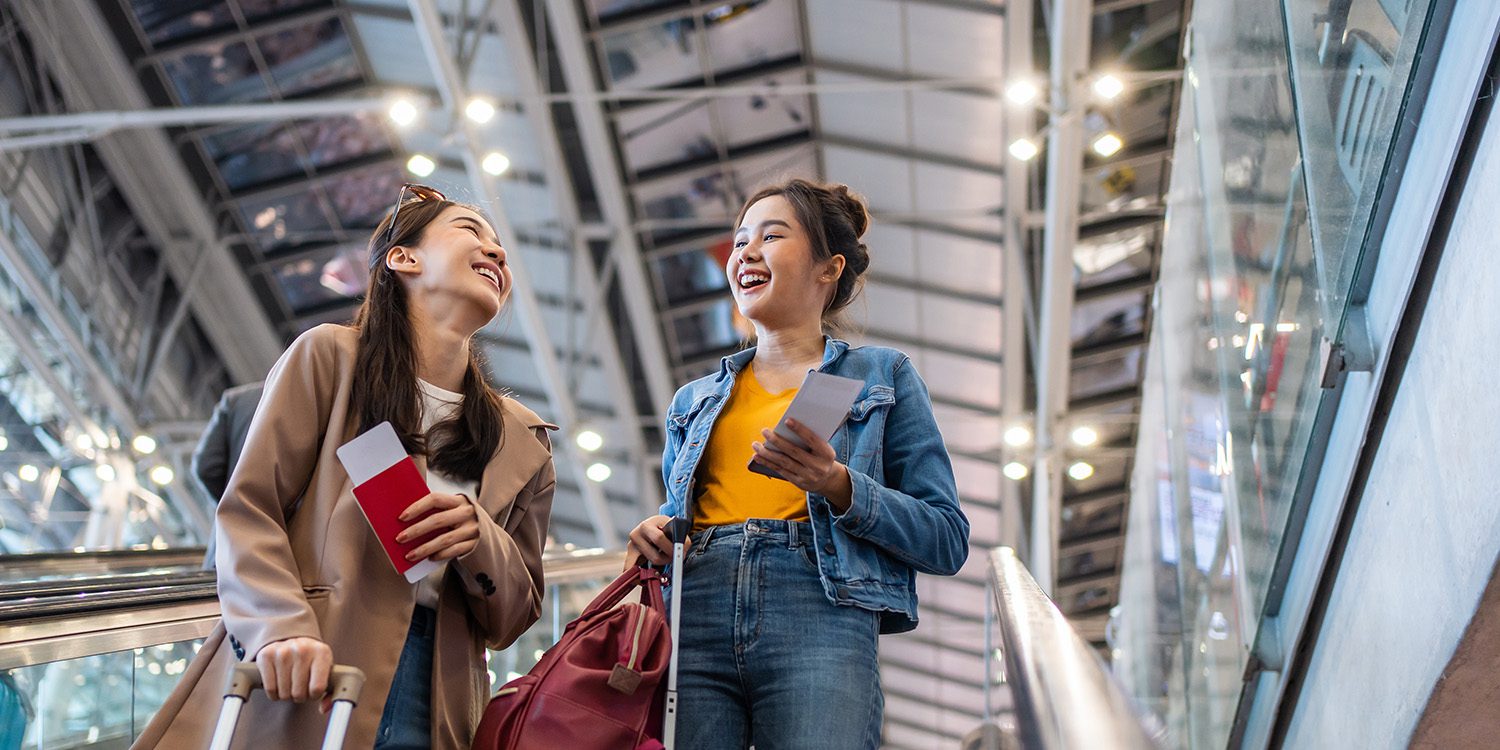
left=824, top=544, right=836, bottom=555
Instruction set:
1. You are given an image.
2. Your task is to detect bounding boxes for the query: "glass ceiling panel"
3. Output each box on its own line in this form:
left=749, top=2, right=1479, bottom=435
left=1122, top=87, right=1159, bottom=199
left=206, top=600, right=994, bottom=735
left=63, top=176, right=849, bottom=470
left=1072, top=290, right=1148, bottom=348
left=302, top=112, right=390, bottom=170
left=129, top=0, right=236, bottom=45
left=652, top=247, right=730, bottom=307
left=238, top=185, right=336, bottom=249
left=670, top=300, right=739, bottom=359
left=600, top=18, right=703, bottom=89
left=1075, top=225, right=1157, bottom=287
left=239, top=0, right=326, bottom=23
left=588, top=0, right=676, bottom=22
left=705, top=0, right=800, bottom=73
left=161, top=39, right=269, bottom=104
left=324, top=164, right=402, bottom=229
left=255, top=17, right=360, bottom=97
left=201, top=121, right=308, bottom=190
left=634, top=169, right=735, bottom=224
left=1070, top=346, right=1143, bottom=401
left=272, top=244, right=366, bottom=312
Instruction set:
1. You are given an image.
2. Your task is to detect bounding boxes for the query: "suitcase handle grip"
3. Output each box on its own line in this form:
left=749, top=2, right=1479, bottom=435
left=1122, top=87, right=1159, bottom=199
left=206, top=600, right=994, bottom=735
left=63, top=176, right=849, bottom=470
left=226, top=662, right=367, bottom=704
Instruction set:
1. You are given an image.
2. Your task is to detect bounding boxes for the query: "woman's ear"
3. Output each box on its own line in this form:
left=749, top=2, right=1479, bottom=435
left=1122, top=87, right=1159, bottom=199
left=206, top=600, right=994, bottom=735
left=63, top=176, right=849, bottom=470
left=385, top=245, right=420, bottom=276
left=820, top=254, right=847, bottom=282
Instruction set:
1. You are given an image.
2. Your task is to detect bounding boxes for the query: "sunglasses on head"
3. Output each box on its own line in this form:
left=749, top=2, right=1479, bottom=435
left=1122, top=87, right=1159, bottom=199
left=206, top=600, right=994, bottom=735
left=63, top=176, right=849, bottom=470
left=381, top=183, right=447, bottom=249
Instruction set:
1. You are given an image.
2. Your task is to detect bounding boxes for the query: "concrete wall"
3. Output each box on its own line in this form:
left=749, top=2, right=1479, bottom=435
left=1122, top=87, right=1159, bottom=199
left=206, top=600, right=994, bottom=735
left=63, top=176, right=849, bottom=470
left=1282, top=90, right=1500, bottom=749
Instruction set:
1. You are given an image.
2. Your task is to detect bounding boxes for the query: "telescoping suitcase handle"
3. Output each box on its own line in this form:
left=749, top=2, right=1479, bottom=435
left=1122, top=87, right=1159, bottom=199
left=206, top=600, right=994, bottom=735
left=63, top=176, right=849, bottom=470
left=209, top=662, right=367, bottom=750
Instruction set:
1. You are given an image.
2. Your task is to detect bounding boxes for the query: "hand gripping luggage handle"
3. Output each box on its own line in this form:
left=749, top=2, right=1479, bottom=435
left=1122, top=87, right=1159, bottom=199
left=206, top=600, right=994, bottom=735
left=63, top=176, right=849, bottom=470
left=225, top=662, right=367, bottom=703
left=212, top=663, right=367, bottom=750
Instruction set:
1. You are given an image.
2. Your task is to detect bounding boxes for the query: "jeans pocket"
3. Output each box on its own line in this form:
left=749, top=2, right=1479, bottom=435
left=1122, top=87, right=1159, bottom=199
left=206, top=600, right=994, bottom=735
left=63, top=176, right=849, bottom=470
left=796, top=543, right=820, bottom=573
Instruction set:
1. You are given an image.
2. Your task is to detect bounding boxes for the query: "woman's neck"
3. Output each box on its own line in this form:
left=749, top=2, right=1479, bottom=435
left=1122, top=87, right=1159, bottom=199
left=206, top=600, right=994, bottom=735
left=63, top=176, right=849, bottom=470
left=752, top=321, right=826, bottom=375
left=408, top=302, right=474, bottom=392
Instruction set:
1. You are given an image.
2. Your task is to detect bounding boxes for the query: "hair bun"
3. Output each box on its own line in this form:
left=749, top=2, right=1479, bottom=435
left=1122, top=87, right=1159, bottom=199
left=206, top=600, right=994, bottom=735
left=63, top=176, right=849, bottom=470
left=831, top=184, right=871, bottom=238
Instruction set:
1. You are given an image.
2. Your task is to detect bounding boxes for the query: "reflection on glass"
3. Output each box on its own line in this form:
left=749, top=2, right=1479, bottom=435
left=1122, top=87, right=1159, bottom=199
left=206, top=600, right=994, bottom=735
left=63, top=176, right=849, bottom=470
left=255, top=18, right=360, bottom=98
left=652, top=249, right=730, bottom=306
left=324, top=166, right=402, bottom=229
left=2, top=639, right=202, bottom=747
left=273, top=245, right=367, bottom=313
left=1071, top=291, right=1148, bottom=349
left=1282, top=0, right=1437, bottom=321
left=671, top=301, right=739, bottom=359
left=1075, top=225, right=1157, bottom=287
left=1070, top=347, right=1142, bottom=401
left=301, top=113, right=390, bottom=170
left=162, top=40, right=268, bottom=105
left=238, top=188, right=336, bottom=249
left=202, top=122, right=307, bottom=190
left=128, top=0, right=235, bottom=46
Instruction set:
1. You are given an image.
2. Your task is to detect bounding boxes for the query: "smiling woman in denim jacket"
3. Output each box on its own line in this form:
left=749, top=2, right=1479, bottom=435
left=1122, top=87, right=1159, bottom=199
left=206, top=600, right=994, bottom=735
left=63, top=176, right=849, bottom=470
left=627, top=179, right=971, bottom=749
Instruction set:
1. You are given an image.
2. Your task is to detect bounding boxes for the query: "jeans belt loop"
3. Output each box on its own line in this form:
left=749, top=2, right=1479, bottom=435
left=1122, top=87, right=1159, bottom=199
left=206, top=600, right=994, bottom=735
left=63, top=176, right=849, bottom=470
left=788, top=519, right=800, bottom=548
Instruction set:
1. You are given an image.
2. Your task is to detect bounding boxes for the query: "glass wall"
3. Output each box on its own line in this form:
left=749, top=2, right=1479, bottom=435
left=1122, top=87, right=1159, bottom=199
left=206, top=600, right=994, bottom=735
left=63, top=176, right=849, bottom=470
left=1110, top=0, right=1440, bottom=745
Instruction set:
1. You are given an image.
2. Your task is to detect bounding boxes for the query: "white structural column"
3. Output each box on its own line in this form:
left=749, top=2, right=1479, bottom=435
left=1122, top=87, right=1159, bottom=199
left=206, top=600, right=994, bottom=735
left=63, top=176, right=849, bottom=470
left=406, top=0, right=620, bottom=547
left=999, top=0, right=1034, bottom=559
left=1031, top=0, right=1094, bottom=596
left=486, top=0, right=663, bottom=514
left=537, top=0, right=679, bottom=421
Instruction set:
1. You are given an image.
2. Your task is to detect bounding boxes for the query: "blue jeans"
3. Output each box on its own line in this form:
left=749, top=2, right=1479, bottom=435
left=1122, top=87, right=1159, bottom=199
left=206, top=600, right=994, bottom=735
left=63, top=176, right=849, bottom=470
left=374, top=605, right=434, bottom=749
left=670, top=519, right=883, bottom=749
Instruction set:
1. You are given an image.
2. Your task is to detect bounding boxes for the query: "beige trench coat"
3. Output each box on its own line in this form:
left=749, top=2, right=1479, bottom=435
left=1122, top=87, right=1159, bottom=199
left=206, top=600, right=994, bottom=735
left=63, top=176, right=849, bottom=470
left=131, top=324, right=557, bottom=749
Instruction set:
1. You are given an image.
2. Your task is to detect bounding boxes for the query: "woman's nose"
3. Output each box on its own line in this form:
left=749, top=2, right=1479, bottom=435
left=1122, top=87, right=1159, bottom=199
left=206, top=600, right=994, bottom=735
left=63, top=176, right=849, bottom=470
left=487, top=246, right=506, bottom=263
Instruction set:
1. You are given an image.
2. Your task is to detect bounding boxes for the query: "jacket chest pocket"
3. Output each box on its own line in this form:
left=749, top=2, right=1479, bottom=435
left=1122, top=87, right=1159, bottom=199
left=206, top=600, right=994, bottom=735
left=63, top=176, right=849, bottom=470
left=667, top=395, right=719, bottom=484
left=836, top=386, right=895, bottom=473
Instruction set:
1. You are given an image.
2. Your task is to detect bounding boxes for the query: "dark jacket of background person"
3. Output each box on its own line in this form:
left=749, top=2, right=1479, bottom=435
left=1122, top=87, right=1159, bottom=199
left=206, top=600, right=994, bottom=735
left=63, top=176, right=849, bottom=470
left=192, top=382, right=263, bottom=568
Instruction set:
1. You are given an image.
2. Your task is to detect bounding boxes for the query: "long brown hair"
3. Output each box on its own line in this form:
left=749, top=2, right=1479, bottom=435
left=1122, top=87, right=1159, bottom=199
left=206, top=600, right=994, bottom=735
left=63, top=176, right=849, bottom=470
left=734, top=178, right=872, bottom=334
left=351, top=196, right=506, bottom=482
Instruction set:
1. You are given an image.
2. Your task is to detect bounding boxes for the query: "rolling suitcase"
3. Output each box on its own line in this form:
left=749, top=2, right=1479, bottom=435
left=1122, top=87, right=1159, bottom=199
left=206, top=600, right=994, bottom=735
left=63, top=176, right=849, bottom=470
left=208, top=662, right=366, bottom=750
left=661, top=516, right=691, bottom=750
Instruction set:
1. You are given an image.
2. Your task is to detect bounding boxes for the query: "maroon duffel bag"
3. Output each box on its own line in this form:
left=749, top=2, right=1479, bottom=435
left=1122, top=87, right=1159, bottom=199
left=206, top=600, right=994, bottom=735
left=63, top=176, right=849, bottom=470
left=473, top=564, right=671, bottom=750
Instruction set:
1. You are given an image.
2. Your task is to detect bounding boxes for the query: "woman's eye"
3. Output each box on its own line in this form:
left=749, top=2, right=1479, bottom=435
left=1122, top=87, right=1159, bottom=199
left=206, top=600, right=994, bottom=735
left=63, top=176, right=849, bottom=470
left=733, top=240, right=747, bottom=249
left=465, top=226, right=481, bottom=237
left=763, top=234, right=779, bottom=242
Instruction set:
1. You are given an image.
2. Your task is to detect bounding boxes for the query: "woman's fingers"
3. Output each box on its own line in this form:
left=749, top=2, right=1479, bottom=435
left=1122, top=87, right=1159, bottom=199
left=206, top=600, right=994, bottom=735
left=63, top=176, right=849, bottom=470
left=256, top=637, right=333, bottom=703
left=397, top=505, right=472, bottom=544
left=398, top=492, right=462, bottom=523
left=257, top=658, right=280, bottom=701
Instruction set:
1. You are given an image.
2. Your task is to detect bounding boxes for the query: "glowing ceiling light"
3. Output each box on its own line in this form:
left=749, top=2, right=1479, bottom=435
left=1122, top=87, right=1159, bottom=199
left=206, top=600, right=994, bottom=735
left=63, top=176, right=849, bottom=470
left=465, top=96, right=497, bottom=124
left=1091, top=132, right=1124, bottom=157
left=575, top=429, right=603, bottom=453
left=149, top=465, right=175, bottom=485
left=1092, top=74, right=1125, bottom=101
left=406, top=154, right=437, bottom=177
left=1003, top=425, right=1033, bottom=447
left=132, top=435, right=157, bottom=454
left=1070, top=426, right=1099, bottom=447
left=481, top=151, right=511, bottom=176
left=586, top=462, right=612, bottom=483
left=1009, top=138, right=1040, bottom=162
left=1003, top=462, right=1030, bottom=481
left=1004, top=80, right=1040, bottom=106
left=1067, top=461, right=1095, bottom=481
left=388, top=98, right=420, bottom=127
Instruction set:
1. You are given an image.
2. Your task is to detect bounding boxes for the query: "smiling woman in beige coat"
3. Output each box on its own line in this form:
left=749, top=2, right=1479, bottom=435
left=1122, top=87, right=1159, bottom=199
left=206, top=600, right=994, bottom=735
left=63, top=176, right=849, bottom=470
left=131, top=184, right=556, bottom=750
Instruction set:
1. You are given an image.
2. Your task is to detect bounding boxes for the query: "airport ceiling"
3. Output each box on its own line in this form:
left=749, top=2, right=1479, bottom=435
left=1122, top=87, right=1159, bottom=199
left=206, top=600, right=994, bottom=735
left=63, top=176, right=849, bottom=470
left=0, top=0, right=1184, bottom=746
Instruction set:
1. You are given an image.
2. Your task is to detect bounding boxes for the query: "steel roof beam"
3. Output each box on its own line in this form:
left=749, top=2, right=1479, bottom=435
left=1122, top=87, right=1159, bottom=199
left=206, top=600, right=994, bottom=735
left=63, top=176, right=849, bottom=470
left=1030, top=0, right=1094, bottom=596
left=1000, top=0, right=1036, bottom=560
left=406, top=0, right=618, bottom=547
left=541, top=0, right=679, bottom=422
left=486, top=0, right=663, bottom=515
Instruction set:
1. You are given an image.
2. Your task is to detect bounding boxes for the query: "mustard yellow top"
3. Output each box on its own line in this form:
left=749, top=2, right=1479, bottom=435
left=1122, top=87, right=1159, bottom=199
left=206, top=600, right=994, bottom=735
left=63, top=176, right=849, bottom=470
left=692, top=363, right=809, bottom=530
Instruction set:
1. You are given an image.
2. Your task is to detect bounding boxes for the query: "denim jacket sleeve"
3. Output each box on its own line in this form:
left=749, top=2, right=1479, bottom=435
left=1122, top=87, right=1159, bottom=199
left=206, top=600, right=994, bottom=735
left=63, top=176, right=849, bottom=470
left=657, top=385, right=692, bottom=517
left=830, top=356, right=970, bottom=576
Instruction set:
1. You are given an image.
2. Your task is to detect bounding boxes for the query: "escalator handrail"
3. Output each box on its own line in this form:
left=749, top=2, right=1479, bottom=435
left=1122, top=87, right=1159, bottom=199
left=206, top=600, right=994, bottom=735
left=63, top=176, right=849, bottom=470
left=988, top=547, right=1158, bottom=749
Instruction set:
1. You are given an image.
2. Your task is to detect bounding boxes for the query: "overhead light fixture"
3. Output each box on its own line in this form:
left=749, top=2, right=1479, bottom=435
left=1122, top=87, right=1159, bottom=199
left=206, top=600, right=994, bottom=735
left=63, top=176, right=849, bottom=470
left=1009, top=138, right=1040, bottom=162
left=1070, top=426, right=1099, bottom=447
left=586, top=462, right=612, bottom=483
left=149, top=465, right=175, bottom=485
left=1067, top=461, right=1095, bottom=481
left=18, top=464, right=38, bottom=482
left=132, top=435, right=157, bottom=455
left=96, top=463, right=116, bottom=482
left=1003, top=425, right=1032, bottom=448
left=0, top=435, right=7, bottom=452
left=481, top=151, right=511, bottom=176
left=406, top=154, right=437, bottom=177
left=575, top=429, right=603, bottom=453
left=74, top=433, right=93, bottom=451
left=1004, top=80, right=1040, bottom=106
left=1091, top=132, right=1124, bottom=158
left=1003, top=462, right=1030, bottom=481
left=1092, top=74, right=1125, bottom=101
left=465, top=96, right=497, bottom=124
left=388, top=98, right=420, bottom=127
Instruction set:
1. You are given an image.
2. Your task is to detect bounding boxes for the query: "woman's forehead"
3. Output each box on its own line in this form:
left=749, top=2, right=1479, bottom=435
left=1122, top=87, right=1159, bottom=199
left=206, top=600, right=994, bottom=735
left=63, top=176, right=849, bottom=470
left=437, top=205, right=498, bottom=238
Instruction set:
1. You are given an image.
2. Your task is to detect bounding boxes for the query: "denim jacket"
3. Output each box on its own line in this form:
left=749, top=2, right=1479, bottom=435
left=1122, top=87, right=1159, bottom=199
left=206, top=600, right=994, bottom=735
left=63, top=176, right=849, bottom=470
left=659, top=337, right=970, bottom=634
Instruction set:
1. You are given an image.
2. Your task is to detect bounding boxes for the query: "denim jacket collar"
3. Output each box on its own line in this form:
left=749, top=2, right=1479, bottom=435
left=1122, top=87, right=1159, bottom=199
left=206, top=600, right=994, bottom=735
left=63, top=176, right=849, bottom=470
left=716, top=337, right=852, bottom=381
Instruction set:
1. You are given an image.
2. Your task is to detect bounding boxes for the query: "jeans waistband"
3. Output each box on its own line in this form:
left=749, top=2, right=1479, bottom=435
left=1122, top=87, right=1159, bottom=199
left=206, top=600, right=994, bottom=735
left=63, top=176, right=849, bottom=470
left=408, top=604, right=437, bottom=639
left=691, top=519, right=812, bottom=551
